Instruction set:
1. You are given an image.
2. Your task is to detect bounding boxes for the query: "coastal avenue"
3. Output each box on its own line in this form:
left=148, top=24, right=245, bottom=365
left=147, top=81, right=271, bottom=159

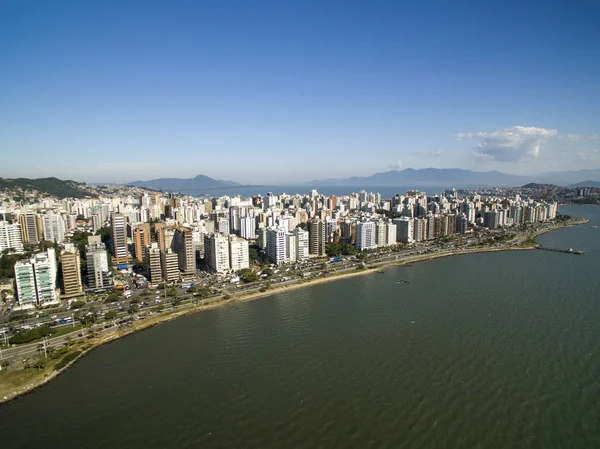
left=0, top=216, right=583, bottom=363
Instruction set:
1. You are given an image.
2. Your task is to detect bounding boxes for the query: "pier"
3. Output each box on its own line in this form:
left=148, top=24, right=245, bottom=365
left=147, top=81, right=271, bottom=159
left=536, top=247, right=585, bottom=255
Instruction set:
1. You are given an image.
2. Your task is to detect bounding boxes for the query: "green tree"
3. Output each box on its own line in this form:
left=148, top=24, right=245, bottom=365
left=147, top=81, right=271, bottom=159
left=238, top=268, right=258, bottom=282
left=128, top=304, right=139, bottom=314
left=326, top=243, right=342, bottom=257
left=96, top=226, right=112, bottom=247
left=104, top=310, right=117, bottom=320
left=32, top=359, right=47, bottom=370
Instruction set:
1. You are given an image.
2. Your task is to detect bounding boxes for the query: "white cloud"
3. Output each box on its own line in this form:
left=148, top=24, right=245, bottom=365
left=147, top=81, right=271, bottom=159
left=454, top=126, right=557, bottom=162
left=578, top=149, right=600, bottom=161
left=388, top=159, right=404, bottom=170
left=559, top=133, right=600, bottom=143
left=427, top=150, right=443, bottom=158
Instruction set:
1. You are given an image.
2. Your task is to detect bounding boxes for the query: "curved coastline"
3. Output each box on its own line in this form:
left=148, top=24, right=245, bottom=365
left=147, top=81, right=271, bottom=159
left=0, top=215, right=589, bottom=405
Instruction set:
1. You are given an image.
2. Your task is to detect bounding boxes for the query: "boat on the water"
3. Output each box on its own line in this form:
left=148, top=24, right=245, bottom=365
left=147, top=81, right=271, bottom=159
left=591, top=225, right=598, bottom=229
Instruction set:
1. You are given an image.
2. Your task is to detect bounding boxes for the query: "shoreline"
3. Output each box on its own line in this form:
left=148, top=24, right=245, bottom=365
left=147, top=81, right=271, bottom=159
left=0, top=216, right=589, bottom=405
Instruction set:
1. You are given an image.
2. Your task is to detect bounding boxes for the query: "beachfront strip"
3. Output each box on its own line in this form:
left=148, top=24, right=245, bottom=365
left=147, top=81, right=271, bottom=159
left=0, top=187, right=560, bottom=311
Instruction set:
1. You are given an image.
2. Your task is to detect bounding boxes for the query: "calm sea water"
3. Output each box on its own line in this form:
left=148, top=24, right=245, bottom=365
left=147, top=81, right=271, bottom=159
left=1, top=206, right=599, bottom=448
left=179, top=184, right=445, bottom=198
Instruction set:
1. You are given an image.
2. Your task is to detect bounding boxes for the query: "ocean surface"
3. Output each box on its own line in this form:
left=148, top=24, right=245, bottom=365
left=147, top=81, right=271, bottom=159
left=1, top=205, right=599, bottom=448
left=177, top=184, right=448, bottom=198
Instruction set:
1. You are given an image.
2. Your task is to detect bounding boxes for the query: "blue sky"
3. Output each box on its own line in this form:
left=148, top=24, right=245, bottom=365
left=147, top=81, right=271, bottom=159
left=1, top=0, right=599, bottom=184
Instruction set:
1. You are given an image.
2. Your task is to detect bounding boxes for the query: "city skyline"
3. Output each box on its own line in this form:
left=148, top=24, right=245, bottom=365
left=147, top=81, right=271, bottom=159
left=1, top=1, right=599, bottom=184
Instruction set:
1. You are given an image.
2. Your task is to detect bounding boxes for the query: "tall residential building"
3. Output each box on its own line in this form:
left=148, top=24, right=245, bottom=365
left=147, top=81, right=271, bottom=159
left=111, top=213, right=129, bottom=263
left=308, top=219, right=326, bottom=256
left=385, top=222, right=397, bottom=246
left=375, top=221, right=387, bottom=247
left=0, top=221, right=23, bottom=253
left=240, top=216, right=255, bottom=240
left=286, top=232, right=297, bottom=263
left=61, top=250, right=83, bottom=298
left=133, top=223, right=151, bottom=262
left=228, top=236, right=249, bottom=271
left=294, top=227, right=309, bottom=261
left=217, top=217, right=230, bottom=235
left=42, top=213, right=66, bottom=243
left=266, top=226, right=287, bottom=265
left=14, top=261, right=36, bottom=308
left=173, top=228, right=195, bottom=274
left=145, top=243, right=162, bottom=284
left=356, top=221, right=377, bottom=250
left=394, top=217, right=414, bottom=243
left=160, top=249, right=180, bottom=283
left=14, top=248, right=58, bottom=308
left=413, top=217, right=426, bottom=242
left=204, top=233, right=230, bottom=274
left=19, top=213, right=42, bottom=245
left=86, top=235, right=110, bottom=290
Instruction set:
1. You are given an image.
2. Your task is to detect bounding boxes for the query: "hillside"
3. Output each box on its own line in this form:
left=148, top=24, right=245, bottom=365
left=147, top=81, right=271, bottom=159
left=0, top=177, right=94, bottom=199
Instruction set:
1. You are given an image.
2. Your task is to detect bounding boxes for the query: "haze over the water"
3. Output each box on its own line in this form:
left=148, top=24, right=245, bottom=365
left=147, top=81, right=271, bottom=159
left=1, top=1, right=599, bottom=184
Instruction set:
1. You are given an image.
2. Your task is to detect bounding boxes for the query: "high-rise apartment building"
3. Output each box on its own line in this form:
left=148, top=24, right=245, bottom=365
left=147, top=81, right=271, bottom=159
left=145, top=243, right=162, bottom=284
left=286, top=232, right=296, bottom=263
left=228, top=235, right=249, bottom=271
left=86, top=235, right=110, bottom=290
left=240, top=216, right=255, bottom=240
left=111, top=213, right=129, bottom=263
left=294, top=227, right=309, bottom=261
left=173, top=228, right=195, bottom=275
left=133, top=223, right=151, bottom=262
left=42, top=213, right=66, bottom=243
left=160, top=249, right=179, bottom=283
left=394, top=217, right=414, bottom=243
left=61, top=250, right=83, bottom=298
left=356, top=221, right=377, bottom=250
left=0, top=221, right=23, bottom=253
left=14, top=248, right=58, bottom=308
left=266, top=227, right=287, bottom=265
left=308, top=219, right=326, bottom=256
left=19, top=213, right=42, bottom=245
left=204, top=233, right=230, bottom=273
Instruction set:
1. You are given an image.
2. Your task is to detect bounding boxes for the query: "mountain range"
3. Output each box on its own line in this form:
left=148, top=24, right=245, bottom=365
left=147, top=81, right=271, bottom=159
left=128, top=174, right=239, bottom=191
left=312, top=167, right=600, bottom=188
left=127, top=168, right=600, bottom=192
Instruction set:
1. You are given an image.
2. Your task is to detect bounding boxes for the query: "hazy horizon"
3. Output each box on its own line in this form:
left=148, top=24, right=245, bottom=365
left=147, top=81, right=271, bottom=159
left=1, top=1, right=599, bottom=184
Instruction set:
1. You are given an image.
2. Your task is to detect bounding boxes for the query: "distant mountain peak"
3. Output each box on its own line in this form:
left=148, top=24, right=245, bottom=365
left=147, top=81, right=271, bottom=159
left=128, top=175, right=240, bottom=192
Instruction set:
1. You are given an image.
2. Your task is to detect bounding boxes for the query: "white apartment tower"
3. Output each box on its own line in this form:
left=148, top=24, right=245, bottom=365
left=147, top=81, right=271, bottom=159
left=294, top=227, right=309, bottom=261
left=42, top=212, right=66, bottom=243
left=286, top=232, right=297, bottom=263
left=14, top=248, right=58, bottom=308
left=86, top=235, right=110, bottom=289
left=204, top=233, right=230, bottom=274
left=240, top=216, right=255, bottom=240
left=356, top=221, right=377, bottom=250
left=229, top=235, right=250, bottom=271
left=111, top=212, right=129, bottom=263
left=266, top=226, right=287, bottom=265
left=0, top=221, right=24, bottom=253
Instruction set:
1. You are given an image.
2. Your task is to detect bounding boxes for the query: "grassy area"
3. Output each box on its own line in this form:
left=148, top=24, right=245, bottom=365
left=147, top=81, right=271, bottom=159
left=0, top=369, right=46, bottom=399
